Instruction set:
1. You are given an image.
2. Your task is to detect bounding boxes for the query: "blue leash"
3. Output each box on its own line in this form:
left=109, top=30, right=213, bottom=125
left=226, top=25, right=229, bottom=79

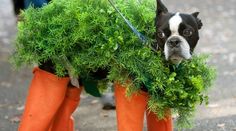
left=108, top=0, right=147, bottom=43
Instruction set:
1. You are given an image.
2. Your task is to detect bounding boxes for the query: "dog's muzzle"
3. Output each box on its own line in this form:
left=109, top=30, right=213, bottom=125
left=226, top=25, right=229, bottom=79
left=164, top=36, right=191, bottom=64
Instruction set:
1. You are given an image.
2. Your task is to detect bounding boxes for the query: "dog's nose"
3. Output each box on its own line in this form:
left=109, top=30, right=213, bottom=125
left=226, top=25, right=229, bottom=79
left=168, top=38, right=180, bottom=47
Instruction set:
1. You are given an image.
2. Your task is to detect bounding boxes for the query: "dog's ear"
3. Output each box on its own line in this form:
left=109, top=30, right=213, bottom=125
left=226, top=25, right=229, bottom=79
left=155, top=0, right=168, bottom=51
left=192, top=12, right=203, bottom=30
left=156, top=0, right=168, bottom=16
left=192, top=12, right=199, bottom=18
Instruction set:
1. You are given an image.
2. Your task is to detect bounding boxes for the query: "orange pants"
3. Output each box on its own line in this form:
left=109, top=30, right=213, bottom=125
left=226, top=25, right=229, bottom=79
left=18, top=68, right=82, bottom=131
left=114, top=83, right=173, bottom=131
left=19, top=68, right=172, bottom=131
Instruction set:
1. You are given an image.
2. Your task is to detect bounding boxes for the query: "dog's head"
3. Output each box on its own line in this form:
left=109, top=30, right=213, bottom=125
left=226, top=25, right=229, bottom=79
left=155, top=0, right=203, bottom=64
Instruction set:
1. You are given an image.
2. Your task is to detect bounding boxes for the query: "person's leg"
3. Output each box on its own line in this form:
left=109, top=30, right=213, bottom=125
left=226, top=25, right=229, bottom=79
left=18, top=67, right=69, bottom=131
left=12, top=0, right=24, bottom=15
left=50, top=84, right=83, bottom=131
left=146, top=110, right=173, bottom=131
left=114, top=83, right=148, bottom=131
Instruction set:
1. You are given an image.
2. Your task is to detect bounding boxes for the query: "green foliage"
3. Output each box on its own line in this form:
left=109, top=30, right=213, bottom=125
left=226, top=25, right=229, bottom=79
left=11, top=0, right=216, bottom=129
left=145, top=55, right=216, bottom=129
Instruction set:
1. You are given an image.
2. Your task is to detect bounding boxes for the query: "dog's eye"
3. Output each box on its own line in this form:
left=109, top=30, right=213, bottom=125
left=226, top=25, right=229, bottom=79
left=183, top=29, right=193, bottom=37
left=157, top=31, right=165, bottom=39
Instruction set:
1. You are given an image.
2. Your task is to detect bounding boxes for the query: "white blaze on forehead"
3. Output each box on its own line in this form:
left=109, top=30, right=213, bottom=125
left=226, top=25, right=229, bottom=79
left=169, top=13, right=182, bottom=35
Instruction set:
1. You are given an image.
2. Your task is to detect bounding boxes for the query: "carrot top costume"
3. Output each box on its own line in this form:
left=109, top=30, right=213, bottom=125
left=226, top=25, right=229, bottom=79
left=12, top=0, right=216, bottom=130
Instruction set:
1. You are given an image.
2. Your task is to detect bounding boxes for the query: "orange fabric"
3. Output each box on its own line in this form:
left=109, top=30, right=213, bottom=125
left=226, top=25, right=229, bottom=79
left=18, top=67, right=69, bottom=131
left=114, top=83, right=148, bottom=131
left=146, top=110, right=173, bottom=131
left=50, top=86, right=83, bottom=131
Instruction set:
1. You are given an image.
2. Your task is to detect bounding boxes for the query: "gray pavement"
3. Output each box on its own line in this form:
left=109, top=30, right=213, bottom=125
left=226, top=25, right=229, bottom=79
left=0, top=0, right=236, bottom=131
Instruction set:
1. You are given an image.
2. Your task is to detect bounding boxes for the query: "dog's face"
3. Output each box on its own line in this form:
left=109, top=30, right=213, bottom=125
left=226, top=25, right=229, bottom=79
left=156, top=0, right=203, bottom=64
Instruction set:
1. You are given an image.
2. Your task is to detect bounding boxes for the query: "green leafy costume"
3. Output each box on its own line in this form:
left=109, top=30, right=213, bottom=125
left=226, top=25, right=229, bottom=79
left=12, top=0, right=216, bottom=128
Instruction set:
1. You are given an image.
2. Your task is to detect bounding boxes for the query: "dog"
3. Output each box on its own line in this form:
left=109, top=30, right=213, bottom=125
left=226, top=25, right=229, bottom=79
left=38, top=0, right=203, bottom=109
left=155, top=0, right=203, bottom=64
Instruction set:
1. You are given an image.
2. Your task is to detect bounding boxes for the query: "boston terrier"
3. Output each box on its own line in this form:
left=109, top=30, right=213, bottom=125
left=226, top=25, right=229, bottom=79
left=38, top=0, right=203, bottom=109
left=155, top=0, right=203, bottom=64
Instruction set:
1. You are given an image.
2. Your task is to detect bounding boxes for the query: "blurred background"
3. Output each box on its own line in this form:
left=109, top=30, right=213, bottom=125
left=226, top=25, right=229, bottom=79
left=0, top=0, right=235, bottom=130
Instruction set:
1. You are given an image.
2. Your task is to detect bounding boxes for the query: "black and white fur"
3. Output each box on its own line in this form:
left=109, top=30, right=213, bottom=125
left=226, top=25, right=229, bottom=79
left=156, top=0, right=203, bottom=64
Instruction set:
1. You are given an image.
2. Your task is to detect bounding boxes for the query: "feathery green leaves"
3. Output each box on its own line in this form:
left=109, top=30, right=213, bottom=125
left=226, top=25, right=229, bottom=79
left=11, top=0, right=216, bottom=128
